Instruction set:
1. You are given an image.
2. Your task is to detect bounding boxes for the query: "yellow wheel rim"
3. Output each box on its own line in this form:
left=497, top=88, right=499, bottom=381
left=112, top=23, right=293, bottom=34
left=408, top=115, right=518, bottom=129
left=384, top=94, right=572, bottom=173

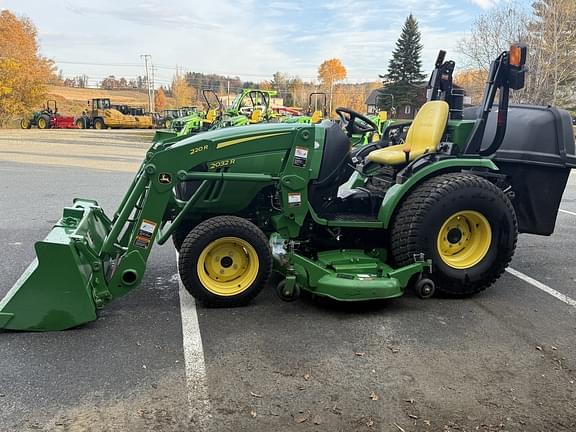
left=197, top=236, right=259, bottom=296
left=95, top=121, right=103, bottom=129
left=437, top=210, right=492, bottom=269
left=38, top=118, right=46, bottom=128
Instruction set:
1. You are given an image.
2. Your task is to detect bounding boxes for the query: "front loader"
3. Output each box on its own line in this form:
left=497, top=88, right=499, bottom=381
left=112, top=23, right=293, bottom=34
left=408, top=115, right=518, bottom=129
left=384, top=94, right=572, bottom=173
left=2, top=45, right=575, bottom=332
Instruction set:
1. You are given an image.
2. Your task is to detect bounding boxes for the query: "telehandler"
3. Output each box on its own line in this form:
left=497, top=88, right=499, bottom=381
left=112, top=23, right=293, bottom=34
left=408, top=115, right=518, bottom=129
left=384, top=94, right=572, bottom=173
left=2, top=45, right=575, bottom=332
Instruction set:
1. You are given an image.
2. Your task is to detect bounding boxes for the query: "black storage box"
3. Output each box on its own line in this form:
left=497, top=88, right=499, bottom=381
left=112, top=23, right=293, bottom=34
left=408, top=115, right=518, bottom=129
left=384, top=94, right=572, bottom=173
left=463, top=105, right=576, bottom=235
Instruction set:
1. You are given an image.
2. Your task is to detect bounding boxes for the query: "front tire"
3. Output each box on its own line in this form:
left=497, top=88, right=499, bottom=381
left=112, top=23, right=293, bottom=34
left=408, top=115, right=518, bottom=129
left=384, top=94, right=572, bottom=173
left=93, top=118, right=105, bottom=129
left=391, top=173, right=517, bottom=296
left=76, top=118, right=86, bottom=129
left=179, top=216, right=271, bottom=307
left=20, top=119, right=31, bottom=129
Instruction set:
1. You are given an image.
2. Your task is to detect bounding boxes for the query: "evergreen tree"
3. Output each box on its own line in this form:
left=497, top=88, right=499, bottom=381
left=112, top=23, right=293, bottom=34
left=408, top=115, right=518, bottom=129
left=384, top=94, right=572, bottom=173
left=380, top=14, right=426, bottom=112
left=386, top=14, right=426, bottom=83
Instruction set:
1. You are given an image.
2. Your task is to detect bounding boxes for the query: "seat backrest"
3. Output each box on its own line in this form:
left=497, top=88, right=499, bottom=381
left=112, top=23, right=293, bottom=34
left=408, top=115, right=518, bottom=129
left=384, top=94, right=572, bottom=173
left=205, top=109, right=216, bottom=123
left=310, top=110, right=323, bottom=124
left=251, top=109, right=263, bottom=122
left=402, top=101, right=449, bottom=154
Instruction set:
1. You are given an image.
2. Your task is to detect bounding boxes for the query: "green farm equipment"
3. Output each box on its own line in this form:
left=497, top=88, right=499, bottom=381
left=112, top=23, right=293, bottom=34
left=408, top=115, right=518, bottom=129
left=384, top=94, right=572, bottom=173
left=20, top=100, right=76, bottom=129
left=155, top=89, right=276, bottom=143
left=2, top=45, right=575, bottom=332
left=281, top=92, right=328, bottom=124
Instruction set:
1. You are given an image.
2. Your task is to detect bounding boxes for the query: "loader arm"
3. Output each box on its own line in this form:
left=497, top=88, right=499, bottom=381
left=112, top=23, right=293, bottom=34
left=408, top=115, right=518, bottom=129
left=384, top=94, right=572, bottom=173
left=0, top=124, right=309, bottom=331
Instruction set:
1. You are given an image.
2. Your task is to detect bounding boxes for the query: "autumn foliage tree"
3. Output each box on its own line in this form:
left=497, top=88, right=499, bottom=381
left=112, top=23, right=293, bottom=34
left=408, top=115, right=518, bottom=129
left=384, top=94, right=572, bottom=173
left=154, top=88, right=168, bottom=111
left=0, top=10, right=53, bottom=127
left=171, top=74, right=193, bottom=107
left=318, top=58, right=347, bottom=114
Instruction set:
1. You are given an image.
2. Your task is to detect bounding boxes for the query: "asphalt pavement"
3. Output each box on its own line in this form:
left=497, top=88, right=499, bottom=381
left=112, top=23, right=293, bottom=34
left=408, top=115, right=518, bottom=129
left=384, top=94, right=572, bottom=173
left=0, top=130, right=575, bottom=432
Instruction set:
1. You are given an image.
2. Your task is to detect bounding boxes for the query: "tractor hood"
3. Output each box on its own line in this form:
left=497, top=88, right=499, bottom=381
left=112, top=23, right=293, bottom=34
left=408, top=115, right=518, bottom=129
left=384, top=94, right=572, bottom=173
left=168, top=122, right=312, bottom=149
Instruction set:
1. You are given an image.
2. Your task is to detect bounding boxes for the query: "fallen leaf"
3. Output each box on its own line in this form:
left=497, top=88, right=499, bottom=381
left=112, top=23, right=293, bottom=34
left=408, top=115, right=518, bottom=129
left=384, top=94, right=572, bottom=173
left=536, top=346, right=543, bottom=351
left=405, top=399, right=415, bottom=404
left=367, top=419, right=374, bottom=427
left=250, top=392, right=263, bottom=398
left=408, top=414, right=419, bottom=419
left=388, top=346, right=400, bottom=354
left=355, top=352, right=366, bottom=357
left=424, top=420, right=431, bottom=426
left=295, top=415, right=308, bottom=423
left=142, top=365, right=147, bottom=369
left=303, top=373, right=311, bottom=381
left=552, top=346, right=558, bottom=350
left=370, top=391, right=379, bottom=401
left=312, top=415, right=322, bottom=425
left=250, top=410, right=257, bottom=418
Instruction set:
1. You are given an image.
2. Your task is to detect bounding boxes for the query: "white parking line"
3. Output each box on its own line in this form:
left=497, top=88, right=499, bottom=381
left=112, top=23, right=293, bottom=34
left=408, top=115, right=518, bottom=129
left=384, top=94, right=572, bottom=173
left=176, top=252, right=212, bottom=427
left=506, top=267, right=576, bottom=308
left=559, top=208, right=576, bottom=217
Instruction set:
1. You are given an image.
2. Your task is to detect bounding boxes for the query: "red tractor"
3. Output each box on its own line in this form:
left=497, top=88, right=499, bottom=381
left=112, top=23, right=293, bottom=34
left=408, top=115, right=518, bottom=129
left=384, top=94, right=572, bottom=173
left=20, top=100, right=77, bottom=129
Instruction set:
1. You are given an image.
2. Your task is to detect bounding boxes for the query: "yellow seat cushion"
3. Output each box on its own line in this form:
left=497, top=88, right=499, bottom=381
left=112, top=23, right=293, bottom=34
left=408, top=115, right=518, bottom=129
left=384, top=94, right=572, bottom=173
left=366, top=101, right=449, bottom=166
left=249, top=109, right=263, bottom=123
left=204, top=109, right=217, bottom=124
left=310, top=110, right=323, bottom=124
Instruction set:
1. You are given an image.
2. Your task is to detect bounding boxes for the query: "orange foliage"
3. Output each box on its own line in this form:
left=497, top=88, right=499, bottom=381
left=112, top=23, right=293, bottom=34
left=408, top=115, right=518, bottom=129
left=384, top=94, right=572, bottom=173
left=454, top=69, right=487, bottom=105
left=0, top=10, right=54, bottom=126
left=154, top=88, right=168, bottom=111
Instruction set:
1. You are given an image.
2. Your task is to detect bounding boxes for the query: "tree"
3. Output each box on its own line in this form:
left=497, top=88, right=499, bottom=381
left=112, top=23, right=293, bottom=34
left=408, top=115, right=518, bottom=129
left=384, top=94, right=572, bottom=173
left=386, top=14, right=426, bottom=83
left=154, top=88, right=168, bottom=111
left=318, top=58, right=347, bottom=114
left=456, top=2, right=529, bottom=72
left=454, top=69, right=487, bottom=104
left=382, top=14, right=426, bottom=110
left=0, top=10, right=53, bottom=127
left=526, top=0, right=576, bottom=105
left=171, top=74, right=193, bottom=107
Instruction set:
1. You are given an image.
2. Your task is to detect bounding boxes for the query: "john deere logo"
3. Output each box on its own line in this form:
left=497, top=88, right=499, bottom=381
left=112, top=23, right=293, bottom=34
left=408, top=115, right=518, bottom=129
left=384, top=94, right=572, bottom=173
left=158, top=173, right=172, bottom=184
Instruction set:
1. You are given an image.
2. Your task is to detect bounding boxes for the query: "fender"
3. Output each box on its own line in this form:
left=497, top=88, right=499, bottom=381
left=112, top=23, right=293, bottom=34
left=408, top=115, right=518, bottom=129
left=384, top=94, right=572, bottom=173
left=379, top=158, right=499, bottom=228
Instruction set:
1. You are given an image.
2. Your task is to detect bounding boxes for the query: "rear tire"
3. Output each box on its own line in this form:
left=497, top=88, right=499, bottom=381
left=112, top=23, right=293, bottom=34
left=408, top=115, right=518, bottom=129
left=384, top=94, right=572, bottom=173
left=37, top=115, right=51, bottom=129
left=76, top=118, right=86, bottom=129
left=179, top=216, right=271, bottom=307
left=390, top=173, right=517, bottom=296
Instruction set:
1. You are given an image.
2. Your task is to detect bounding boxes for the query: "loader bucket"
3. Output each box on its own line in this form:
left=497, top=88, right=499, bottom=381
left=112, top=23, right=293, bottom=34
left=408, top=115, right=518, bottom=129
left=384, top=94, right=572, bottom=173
left=0, top=199, right=112, bottom=331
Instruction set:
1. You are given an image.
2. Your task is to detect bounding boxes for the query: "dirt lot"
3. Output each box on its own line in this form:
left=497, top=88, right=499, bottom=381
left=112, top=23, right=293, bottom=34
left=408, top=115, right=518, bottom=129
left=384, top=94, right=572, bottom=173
left=0, top=129, right=575, bottom=431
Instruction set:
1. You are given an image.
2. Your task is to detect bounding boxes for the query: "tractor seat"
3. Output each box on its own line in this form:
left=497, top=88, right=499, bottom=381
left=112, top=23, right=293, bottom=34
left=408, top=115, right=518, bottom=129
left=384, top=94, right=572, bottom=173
left=310, top=110, right=323, bottom=124
left=367, top=101, right=449, bottom=166
left=250, top=109, right=263, bottom=123
left=204, top=109, right=217, bottom=124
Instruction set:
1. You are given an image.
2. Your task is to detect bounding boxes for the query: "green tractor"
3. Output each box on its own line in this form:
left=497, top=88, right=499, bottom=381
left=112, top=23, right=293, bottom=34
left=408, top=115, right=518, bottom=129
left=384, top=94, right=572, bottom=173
left=281, top=92, right=328, bottom=124
left=2, top=45, right=575, bottom=332
left=20, top=100, right=76, bottom=129
left=155, top=88, right=277, bottom=143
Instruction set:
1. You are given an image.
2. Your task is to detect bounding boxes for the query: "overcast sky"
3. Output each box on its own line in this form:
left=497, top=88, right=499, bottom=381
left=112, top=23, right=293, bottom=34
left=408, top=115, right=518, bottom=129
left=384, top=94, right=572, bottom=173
left=1, top=0, right=529, bottom=87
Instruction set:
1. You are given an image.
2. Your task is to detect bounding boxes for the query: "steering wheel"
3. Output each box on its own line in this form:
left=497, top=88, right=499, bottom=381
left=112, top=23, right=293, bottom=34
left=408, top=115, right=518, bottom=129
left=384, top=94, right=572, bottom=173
left=335, top=107, right=378, bottom=137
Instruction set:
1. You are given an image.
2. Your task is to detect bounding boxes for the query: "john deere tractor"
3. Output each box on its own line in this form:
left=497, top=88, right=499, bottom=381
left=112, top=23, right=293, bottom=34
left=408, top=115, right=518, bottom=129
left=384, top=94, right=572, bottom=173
left=156, top=89, right=277, bottom=143
left=2, top=45, right=575, bottom=332
left=281, top=92, right=328, bottom=124
left=20, top=100, right=76, bottom=129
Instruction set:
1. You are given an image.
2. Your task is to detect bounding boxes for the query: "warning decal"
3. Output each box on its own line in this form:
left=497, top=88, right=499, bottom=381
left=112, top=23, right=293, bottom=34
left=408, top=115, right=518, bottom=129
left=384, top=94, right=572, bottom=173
left=293, top=146, right=309, bottom=167
left=288, top=192, right=302, bottom=207
left=134, top=219, right=157, bottom=249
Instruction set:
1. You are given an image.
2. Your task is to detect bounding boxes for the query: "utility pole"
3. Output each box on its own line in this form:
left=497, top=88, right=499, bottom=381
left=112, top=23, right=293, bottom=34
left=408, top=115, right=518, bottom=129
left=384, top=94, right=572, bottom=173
left=151, top=64, right=156, bottom=113
left=141, top=54, right=153, bottom=113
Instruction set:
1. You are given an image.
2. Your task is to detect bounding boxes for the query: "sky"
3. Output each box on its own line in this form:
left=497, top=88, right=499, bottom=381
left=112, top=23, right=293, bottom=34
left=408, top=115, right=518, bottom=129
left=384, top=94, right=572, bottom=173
left=1, top=0, right=529, bottom=87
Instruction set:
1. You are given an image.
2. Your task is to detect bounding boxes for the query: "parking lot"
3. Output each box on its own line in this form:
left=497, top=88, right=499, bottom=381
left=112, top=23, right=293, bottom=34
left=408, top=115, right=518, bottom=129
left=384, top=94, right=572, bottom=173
left=0, top=129, right=575, bottom=432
